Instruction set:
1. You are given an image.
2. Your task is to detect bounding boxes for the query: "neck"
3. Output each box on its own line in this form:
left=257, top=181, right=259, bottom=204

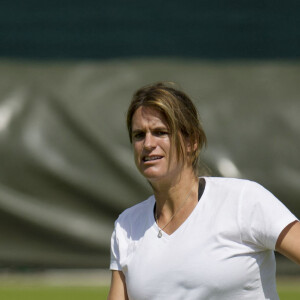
left=152, top=168, right=199, bottom=217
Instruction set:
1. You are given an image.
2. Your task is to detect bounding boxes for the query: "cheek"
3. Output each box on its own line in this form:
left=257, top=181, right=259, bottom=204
left=161, top=140, right=171, bottom=156
left=133, top=143, right=142, bottom=162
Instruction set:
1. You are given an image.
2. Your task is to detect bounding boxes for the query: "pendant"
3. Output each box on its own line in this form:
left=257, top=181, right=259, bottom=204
left=157, top=230, right=162, bottom=238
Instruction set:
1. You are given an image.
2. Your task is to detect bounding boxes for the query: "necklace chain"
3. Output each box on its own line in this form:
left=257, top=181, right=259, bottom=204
left=155, top=182, right=196, bottom=238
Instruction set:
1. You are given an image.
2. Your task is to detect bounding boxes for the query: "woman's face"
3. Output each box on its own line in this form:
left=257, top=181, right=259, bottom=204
left=131, top=106, right=182, bottom=183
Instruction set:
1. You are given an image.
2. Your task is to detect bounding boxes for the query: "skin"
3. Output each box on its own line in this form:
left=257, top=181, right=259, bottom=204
left=130, top=106, right=199, bottom=226
left=276, top=220, right=300, bottom=265
left=108, top=270, right=129, bottom=300
left=132, top=106, right=182, bottom=185
left=108, top=105, right=300, bottom=300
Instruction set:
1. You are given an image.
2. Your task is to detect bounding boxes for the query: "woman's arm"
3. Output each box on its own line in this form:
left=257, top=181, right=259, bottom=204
left=107, top=270, right=129, bottom=300
left=276, top=220, right=300, bottom=265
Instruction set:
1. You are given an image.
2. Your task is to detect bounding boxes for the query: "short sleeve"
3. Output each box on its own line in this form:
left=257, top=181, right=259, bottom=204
left=110, top=222, right=122, bottom=270
left=239, top=181, right=298, bottom=250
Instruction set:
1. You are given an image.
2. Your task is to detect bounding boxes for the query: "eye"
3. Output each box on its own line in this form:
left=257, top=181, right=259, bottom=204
left=132, top=131, right=145, bottom=140
left=155, top=130, right=169, bottom=136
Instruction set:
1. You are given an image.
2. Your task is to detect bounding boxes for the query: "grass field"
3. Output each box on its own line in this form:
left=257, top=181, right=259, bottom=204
left=0, top=282, right=299, bottom=300
left=277, top=279, right=300, bottom=300
left=0, top=286, right=109, bottom=300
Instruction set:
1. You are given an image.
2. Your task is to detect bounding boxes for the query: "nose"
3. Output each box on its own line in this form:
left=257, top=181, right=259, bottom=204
left=143, top=133, right=156, bottom=150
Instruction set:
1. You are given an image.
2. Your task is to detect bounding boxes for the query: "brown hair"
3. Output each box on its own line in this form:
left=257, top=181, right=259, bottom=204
left=127, top=82, right=207, bottom=175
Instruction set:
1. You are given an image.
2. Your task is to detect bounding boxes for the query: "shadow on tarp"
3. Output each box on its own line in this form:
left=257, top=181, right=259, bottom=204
left=0, top=59, right=299, bottom=272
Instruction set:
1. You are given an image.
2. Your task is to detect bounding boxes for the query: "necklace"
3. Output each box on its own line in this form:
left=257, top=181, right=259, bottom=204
left=155, top=182, right=196, bottom=238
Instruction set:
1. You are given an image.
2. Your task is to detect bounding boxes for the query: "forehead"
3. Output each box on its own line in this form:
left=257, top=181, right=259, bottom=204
left=131, top=106, right=168, bottom=129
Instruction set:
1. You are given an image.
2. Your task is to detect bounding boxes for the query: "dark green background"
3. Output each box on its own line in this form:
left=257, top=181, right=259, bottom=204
left=0, top=1, right=299, bottom=273
left=1, top=0, right=300, bottom=59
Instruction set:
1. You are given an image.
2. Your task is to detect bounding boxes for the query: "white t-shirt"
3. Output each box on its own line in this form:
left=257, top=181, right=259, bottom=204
left=110, top=177, right=298, bottom=300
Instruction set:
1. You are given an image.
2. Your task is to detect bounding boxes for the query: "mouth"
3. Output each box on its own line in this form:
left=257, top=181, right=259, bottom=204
left=142, top=155, right=163, bottom=162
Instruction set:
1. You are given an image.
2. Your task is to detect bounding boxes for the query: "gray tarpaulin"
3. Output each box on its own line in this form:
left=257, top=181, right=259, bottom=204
left=0, top=59, right=299, bottom=268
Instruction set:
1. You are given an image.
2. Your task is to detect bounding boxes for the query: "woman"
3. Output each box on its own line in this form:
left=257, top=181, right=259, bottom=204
left=108, top=82, right=300, bottom=300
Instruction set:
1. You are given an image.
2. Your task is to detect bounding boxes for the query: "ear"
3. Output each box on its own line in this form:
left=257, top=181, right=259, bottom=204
left=186, top=139, right=198, bottom=154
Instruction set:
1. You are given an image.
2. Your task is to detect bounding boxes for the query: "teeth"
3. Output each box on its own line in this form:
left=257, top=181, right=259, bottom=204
left=144, top=156, right=162, bottom=161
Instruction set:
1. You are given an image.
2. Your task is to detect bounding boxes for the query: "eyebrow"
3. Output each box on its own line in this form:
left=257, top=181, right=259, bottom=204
left=132, top=126, right=168, bottom=133
left=132, top=129, right=143, bottom=135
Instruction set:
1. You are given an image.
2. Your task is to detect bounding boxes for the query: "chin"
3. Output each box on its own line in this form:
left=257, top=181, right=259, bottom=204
left=140, top=169, right=166, bottom=181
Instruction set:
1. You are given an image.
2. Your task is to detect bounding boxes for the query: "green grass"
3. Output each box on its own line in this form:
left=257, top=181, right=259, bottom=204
left=0, top=282, right=299, bottom=300
left=278, top=290, right=300, bottom=300
left=278, top=280, right=300, bottom=300
left=0, top=286, right=109, bottom=300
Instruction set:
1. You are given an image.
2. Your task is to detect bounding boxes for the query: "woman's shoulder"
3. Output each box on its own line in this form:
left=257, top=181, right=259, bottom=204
left=115, top=195, right=155, bottom=225
left=205, top=177, right=287, bottom=214
left=205, top=176, right=260, bottom=191
left=204, top=176, right=270, bottom=204
left=113, top=196, right=155, bottom=241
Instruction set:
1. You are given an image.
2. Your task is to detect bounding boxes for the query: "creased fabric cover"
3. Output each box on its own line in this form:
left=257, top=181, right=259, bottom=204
left=0, top=59, right=299, bottom=268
